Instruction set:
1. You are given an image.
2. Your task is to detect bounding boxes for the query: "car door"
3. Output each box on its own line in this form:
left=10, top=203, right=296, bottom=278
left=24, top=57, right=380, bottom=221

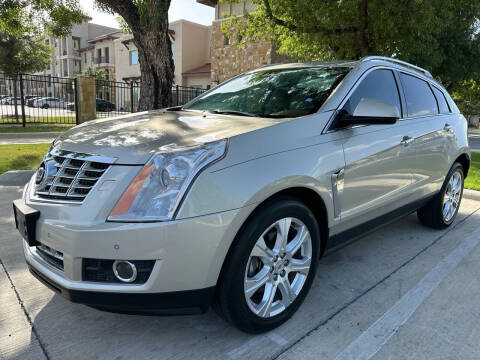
left=331, top=68, right=414, bottom=231
left=397, top=73, right=452, bottom=198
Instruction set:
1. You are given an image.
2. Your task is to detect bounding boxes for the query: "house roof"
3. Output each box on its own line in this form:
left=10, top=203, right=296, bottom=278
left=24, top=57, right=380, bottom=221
left=88, top=31, right=123, bottom=44
left=182, top=63, right=211, bottom=77
left=78, top=45, right=94, bottom=52
left=196, top=0, right=217, bottom=7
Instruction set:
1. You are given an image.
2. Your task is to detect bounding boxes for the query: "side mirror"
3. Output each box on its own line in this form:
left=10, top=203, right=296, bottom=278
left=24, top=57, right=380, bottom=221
left=337, top=98, right=399, bottom=127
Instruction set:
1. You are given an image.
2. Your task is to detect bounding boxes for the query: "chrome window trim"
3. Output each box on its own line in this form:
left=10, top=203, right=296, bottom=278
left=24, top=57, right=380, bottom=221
left=323, top=65, right=405, bottom=134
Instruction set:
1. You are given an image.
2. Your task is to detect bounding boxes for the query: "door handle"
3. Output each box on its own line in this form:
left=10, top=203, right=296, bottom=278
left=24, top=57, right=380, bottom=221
left=443, top=123, right=453, bottom=133
left=400, top=136, right=414, bottom=146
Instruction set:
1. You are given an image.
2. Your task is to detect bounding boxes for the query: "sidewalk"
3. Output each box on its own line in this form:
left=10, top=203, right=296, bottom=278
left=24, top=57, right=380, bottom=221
left=0, top=133, right=60, bottom=145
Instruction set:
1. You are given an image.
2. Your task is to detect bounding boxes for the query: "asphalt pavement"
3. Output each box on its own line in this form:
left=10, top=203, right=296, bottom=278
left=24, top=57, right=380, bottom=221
left=0, top=174, right=480, bottom=360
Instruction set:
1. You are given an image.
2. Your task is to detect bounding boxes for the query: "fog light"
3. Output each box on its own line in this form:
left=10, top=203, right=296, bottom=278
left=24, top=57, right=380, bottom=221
left=112, top=260, right=137, bottom=283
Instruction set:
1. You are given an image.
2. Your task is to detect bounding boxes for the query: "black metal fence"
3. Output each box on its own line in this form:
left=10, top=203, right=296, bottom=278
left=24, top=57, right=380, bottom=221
left=0, top=72, right=207, bottom=126
left=0, top=73, right=78, bottom=125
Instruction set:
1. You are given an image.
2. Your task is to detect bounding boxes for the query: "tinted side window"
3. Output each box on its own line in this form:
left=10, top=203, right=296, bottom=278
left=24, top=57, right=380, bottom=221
left=343, top=69, right=401, bottom=116
left=400, top=73, right=438, bottom=117
left=432, top=86, right=450, bottom=114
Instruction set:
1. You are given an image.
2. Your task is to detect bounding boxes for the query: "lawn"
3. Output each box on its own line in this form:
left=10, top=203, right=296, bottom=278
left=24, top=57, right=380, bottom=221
left=0, top=143, right=50, bottom=175
left=0, top=125, right=74, bottom=133
left=465, top=151, right=480, bottom=191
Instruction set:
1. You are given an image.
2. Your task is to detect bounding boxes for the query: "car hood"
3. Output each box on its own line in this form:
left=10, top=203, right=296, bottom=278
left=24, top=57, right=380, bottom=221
left=53, top=110, right=282, bottom=164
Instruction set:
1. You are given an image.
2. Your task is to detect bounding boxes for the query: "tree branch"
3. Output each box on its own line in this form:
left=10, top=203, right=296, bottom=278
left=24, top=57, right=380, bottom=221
left=95, top=0, right=140, bottom=29
left=262, top=0, right=358, bottom=35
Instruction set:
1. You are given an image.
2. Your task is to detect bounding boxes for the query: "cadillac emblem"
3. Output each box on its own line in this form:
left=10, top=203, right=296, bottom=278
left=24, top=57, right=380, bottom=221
left=35, top=163, right=46, bottom=185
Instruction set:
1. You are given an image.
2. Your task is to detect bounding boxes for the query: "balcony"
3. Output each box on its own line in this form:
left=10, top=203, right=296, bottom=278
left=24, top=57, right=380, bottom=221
left=93, top=57, right=111, bottom=65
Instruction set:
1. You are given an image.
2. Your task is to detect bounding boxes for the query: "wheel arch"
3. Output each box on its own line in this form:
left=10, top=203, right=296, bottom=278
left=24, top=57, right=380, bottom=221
left=455, top=153, right=470, bottom=178
left=214, top=186, right=330, bottom=292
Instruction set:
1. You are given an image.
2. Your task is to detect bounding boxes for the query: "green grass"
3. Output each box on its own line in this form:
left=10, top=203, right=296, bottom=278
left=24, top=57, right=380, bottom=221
left=0, top=143, right=50, bottom=175
left=0, top=125, right=74, bottom=133
left=465, top=152, right=480, bottom=191
left=0, top=116, right=76, bottom=125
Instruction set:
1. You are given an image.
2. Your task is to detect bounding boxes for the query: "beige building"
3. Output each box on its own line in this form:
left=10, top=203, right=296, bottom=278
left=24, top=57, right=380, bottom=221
left=114, top=20, right=212, bottom=89
left=36, top=18, right=120, bottom=80
left=198, top=0, right=294, bottom=84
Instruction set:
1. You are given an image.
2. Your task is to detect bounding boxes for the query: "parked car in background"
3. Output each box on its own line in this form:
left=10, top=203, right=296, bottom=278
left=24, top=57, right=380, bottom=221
left=27, top=96, right=42, bottom=107
left=24, top=95, right=38, bottom=104
left=33, top=97, right=68, bottom=109
left=14, top=56, right=470, bottom=333
left=0, top=97, right=11, bottom=104
left=1, top=97, right=22, bottom=105
left=96, top=98, right=116, bottom=112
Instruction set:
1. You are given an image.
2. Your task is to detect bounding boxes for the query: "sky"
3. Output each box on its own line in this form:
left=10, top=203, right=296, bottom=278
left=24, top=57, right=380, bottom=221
left=80, top=0, right=215, bottom=28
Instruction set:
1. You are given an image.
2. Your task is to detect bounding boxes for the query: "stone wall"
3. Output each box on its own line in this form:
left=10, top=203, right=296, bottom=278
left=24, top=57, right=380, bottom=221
left=210, top=21, right=273, bottom=84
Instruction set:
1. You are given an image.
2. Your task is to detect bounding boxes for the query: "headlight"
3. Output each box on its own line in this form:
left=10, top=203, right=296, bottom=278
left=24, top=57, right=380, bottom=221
left=108, top=139, right=227, bottom=222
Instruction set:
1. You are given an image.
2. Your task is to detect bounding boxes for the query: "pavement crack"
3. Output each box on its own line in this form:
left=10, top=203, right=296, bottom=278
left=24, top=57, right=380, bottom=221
left=271, top=205, right=480, bottom=360
left=0, top=258, right=50, bottom=360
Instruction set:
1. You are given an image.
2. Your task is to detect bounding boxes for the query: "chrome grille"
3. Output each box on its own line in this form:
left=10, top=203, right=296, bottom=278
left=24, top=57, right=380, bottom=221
left=34, top=148, right=116, bottom=203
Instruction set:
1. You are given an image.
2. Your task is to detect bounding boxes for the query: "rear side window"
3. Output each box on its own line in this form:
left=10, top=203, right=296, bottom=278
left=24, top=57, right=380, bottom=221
left=400, top=73, right=438, bottom=117
left=343, top=69, right=401, bottom=117
left=432, top=86, right=450, bottom=114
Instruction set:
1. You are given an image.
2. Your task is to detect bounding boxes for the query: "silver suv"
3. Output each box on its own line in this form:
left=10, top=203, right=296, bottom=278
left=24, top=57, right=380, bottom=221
left=13, top=56, right=470, bottom=333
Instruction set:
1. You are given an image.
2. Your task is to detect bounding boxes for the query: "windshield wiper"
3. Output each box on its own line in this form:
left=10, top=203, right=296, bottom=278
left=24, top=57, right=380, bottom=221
left=208, top=109, right=259, bottom=117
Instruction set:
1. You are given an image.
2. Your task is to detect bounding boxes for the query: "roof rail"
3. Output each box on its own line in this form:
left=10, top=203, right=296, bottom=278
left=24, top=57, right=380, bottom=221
left=361, top=56, right=433, bottom=78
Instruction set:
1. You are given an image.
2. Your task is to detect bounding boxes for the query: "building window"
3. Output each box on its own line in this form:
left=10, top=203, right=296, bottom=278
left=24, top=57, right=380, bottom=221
left=84, top=53, right=87, bottom=63
left=105, top=47, right=109, bottom=63
left=129, top=50, right=138, bottom=65
left=223, top=34, right=229, bottom=46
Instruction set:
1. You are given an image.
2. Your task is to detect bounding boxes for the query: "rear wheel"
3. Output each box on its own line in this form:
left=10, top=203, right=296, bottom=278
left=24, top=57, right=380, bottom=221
left=417, top=162, right=464, bottom=229
left=216, top=197, right=320, bottom=333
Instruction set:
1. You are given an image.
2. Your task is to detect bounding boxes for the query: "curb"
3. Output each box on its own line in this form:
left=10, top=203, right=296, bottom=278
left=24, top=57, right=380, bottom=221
left=0, top=170, right=35, bottom=187
left=464, top=189, right=480, bottom=202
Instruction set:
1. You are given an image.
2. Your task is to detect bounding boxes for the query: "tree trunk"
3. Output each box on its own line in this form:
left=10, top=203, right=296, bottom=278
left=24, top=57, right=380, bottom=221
left=133, top=28, right=174, bottom=111
left=357, top=0, right=370, bottom=57
left=95, top=0, right=174, bottom=111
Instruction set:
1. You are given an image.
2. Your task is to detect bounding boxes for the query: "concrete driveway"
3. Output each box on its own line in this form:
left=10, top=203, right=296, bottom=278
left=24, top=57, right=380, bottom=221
left=1, top=178, right=479, bottom=360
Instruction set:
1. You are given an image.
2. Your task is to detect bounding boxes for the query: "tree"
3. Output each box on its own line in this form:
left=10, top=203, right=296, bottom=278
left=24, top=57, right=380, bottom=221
left=0, top=0, right=84, bottom=37
left=221, top=0, right=480, bottom=89
left=80, top=66, right=108, bottom=93
left=451, top=80, right=480, bottom=119
left=95, top=1, right=174, bottom=111
left=0, top=30, right=52, bottom=120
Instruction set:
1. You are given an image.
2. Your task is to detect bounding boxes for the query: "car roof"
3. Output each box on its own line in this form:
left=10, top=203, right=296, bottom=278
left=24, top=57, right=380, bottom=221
left=250, top=56, right=435, bottom=83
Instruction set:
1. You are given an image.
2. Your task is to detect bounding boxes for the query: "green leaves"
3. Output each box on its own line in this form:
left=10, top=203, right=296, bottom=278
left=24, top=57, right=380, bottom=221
left=221, top=0, right=480, bottom=86
left=0, top=0, right=85, bottom=37
left=0, top=31, right=52, bottom=75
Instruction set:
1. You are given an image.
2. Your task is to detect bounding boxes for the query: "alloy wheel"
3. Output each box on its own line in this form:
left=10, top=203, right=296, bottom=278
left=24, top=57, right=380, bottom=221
left=442, top=170, right=462, bottom=222
left=244, top=217, right=312, bottom=318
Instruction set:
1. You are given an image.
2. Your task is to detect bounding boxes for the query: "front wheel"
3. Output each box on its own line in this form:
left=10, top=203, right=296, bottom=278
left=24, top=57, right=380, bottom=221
left=215, top=197, right=320, bottom=333
left=417, top=162, right=464, bottom=229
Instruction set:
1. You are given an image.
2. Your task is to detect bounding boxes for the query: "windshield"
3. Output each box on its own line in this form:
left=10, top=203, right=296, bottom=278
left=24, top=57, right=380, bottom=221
left=183, top=67, right=349, bottom=118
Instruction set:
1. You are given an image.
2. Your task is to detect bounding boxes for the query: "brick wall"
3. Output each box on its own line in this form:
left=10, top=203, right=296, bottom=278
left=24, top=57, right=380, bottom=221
left=211, top=21, right=273, bottom=84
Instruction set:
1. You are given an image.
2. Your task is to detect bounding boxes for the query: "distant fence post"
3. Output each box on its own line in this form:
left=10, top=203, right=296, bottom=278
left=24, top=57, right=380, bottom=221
left=130, top=81, right=134, bottom=113
left=19, top=74, right=26, bottom=127
left=74, top=77, right=80, bottom=125
left=76, top=76, right=96, bottom=124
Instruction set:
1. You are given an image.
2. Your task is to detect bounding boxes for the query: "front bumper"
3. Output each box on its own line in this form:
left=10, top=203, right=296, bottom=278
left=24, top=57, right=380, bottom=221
left=21, top=200, right=256, bottom=313
left=28, top=264, right=215, bottom=314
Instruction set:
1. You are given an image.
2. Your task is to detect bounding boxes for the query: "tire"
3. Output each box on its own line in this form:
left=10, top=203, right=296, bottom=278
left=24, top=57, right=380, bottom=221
left=417, top=162, right=464, bottom=229
left=42, top=104, right=49, bottom=109
left=215, top=196, right=321, bottom=333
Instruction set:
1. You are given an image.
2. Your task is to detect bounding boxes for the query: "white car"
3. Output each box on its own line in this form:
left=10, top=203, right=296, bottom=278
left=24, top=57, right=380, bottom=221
left=14, top=56, right=470, bottom=333
left=33, top=97, right=68, bottom=109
